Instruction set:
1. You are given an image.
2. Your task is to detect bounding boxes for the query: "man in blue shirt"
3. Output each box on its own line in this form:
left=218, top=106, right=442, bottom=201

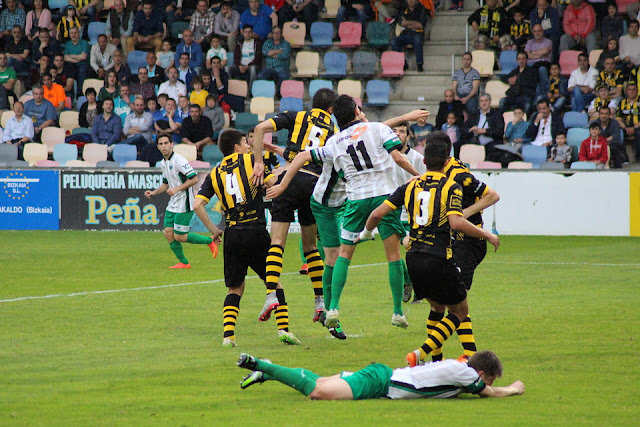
left=127, top=1, right=163, bottom=55
left=240, top=0, right=277, bottom=40
left=155, top=98, right=184, bottom=144
left=23, top=85, right=57, bottom=141
left=174, top=29, right=204, bottom=74
left=92, top=98, right=124, bottom=151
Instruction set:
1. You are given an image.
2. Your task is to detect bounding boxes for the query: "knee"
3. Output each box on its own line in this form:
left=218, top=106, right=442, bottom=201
left=163, top=228, right=174, bottom=241
left=175, top=233, right=188, bottom=242
left=309, top=386, right=330, bottom=400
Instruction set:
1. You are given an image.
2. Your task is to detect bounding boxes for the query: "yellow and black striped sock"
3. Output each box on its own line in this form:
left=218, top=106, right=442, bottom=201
left=426, top=310, right=445, bottom=362
left=456, top=315, right=477, bottom=357
left=304, top=249, right=324, bottom=297
left=266, top=245, right=284, bottom=293
left=419, top=312, right=461, bottom=360
left=274, top=289, right=289, bottom=332
left=223, top=294, right=241, bottom=340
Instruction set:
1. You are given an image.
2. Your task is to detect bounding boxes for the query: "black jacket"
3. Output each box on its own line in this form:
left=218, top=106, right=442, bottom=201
left=462, top=108, right=505, bottom=144
left=524, top=112, right=565, bottom=142
left=435, top=100, right=465, bottom=130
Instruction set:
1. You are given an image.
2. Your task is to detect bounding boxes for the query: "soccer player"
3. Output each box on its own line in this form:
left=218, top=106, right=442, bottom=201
left=192, top=129, right=301, bottom=347
left=251, top=88, right=339, bottom=324
left=236, top=351, right=525, bottom=400
left=144, top=133, right=218, bottom=269
left=356, top=132, right=499, bottom=367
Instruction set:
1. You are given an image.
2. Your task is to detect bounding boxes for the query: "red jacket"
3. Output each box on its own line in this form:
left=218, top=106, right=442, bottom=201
left=579, top=136, right=608, bottom=163
left=563, top=2, right=595, bottom=39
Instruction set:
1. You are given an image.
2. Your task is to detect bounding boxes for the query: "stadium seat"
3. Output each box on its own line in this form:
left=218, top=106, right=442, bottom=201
left=53, top=143, right=78, bottom=166
left=49, top=0, right=67, bottom=18
left=294, top=52, right=320, bottom=77
left=72, top=127, right=92, bottom=135
left=476, top=161, right=502, bottom=169
left=127, top=51, right=147, bottom=75
left=366, top=22, right=390, bottom=48
left=235, top=112, right=259, bottom=132
left=279, top=97, right=303, bottom=113
left=540, top=161, right=567, bottom=170
left=82, top=143, right=108, bottom=166
left=226, top=52, right=234, bottom=65
left=459, top=144, right=485, bottom=168
left=567, top=128, right=589, bottom=162
left=379, top=51, right=405, bottom=77
left=173, top=144, right=197, bottom=162
left=283, top=22, right=306, bottom=48
left=589, top=49, right=602, bottom=68
left=35, top=159, right=60, bottom=167
left=76, top=96, right=87, bottom=110
left=250, top=97, right=275, bottom=120
left=498, top=50, right=518, bottom=75
left=113, top=144, right=137, bottom=167
left=563, top=111, right=589, bottom=129
left=66, top=160, right=90, bottom=167
left=324, top=0, right=340, bottom=17
left=323, top=52, right=348, bottom=78
left=171, top=22, right=189, bottom=41
left=309, top=79, right=333, bottom=97
left=96, top=160, right=119, bottom=168
left=337, top=79, right=362, bottom=100
left=280, top=80, right=304, bottom=98
left=228, top=79, right=248, bottom=97
left=472, top=50, right=495, bottom=77
left=41, top=127, right=66, bottom=153
left=1, top=110, right=15, bottom=128
left=88, top=22, right=106, bottom=45
left=365, top=80, right=390, bottom=106
left=274, top=129, right=289, bottom=146
left=0, top=143, right=18, bottom=162
left=189, top=160, right=211, bottom=169
left=522, top=145, right=547, bottom=168
left=352, top=51, right=377, bottom=77
left=506, top=161, right=532, bottom=169
left=125, top=160, right=150, bottom=168
left=82, top=79, right=104, bottom=95
left=59, top=111, right=79, bottom=132
left=5, top=160, right=29, bottom=167
left=338, top=22, right=362, bottom=48
left=570, top=161, right=597, bottom=170
left=252, top=80, right=276, bottom=98
left=202, top=144, right=224, bottom=165
left=559, top=50, right=581, bottom=77
left=23, top=143, right=48, bottom=166
left=310, top=22, right=334, bottom=48
left=485, top=81, right=510, bottom=108
left=19, top=94, right=33, bottom=104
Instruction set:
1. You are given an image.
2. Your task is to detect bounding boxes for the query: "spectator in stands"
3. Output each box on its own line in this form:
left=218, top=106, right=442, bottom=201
left=257, top=25, right=290, bottom=90
left=505, top=106, right=528, bottom=151
left=64, top=27, right=90, bottom=96
left=230, top=25, right=263, bottom=90
left=206, top=35, right=228, bottom=69
left=91, top=97, right=123, bottom=151
left=127, top=1, right=164, bottom=56
left=105, top=0, right=134, bottom=54
left=131, top=67, right=155, bottom=100
left=617, top=83, right=640, bottom=163
left=0, top=52, right=17, bottom=110
left=545, top=62, right=566, bottom=111
left=619, top=20, right=640, bottom=76
left=372, top=0, right=400, bottom=22
left=592, top=106, right=622, bottom=168
left=409, top=111, right=433, bottom=146
left=458, top=94, right=504, bottom=157
left=587, top=84, right=617, bottom=120
left=2, top=101, right=33, bottom=158
left=25, top=0, right=54, bottom=42
left=177, top=53, right=197, bottom=91
left=175, top=29, right=205, bottom=75
left=190, top=0, right=216, bottom=45
left=509, top=8, right=530, bottom=50
left=214, top=1, right=241, bottom=50
left=201, top=72, right=214, bottom=93
left=78, top=87, right=103, bottom=128
left=122, top=96, right=154, bottom=150
left=578, top=122, right=608, bottom=168
left=524, top=98, right=564, bottom=147
left=99, top=69, right=120, bottom=101
left=203, top=94, right=224, bottom=138
left=176, top=0, right=199, bottom=21
left=30, top=54, right=49, bottom=89
left=559, top=0, right=596, bottom=54
left=32, top=28, right=62, bottom=65
left=178, top=96, right=191, bottom=118
left=181, top=103, right=213, bottom=150
left=547, top=132, right=572, bottom=165
left=53, top=53, right=75, bottom=96
left=568, top=52, right=598, bottom=112
left=147, top=96, right=163, bottom=121
left=155, top=97, right=183, bottom=143
left=597, top=57, right=624, bottom=101
left=144, top=52, right=164, bottom=86
left=468, top=0, right=512, bottom=51
left=597, top=38, right=619, bottom=72
left=159, top=67, right=188, bottom=104
left=57, top=5, right=81, bottom=44
left=75, top=0, right=103, bottom=25
left=210, top=55, right=230, bottom=99
left=441, top=113, right=460, bottom=146
left=529, top=0, right=561, bottom=60
left=337, top=0, right=371, bottom=29
left=240, top=0, right=278, bottom=40
left=391, top=0, right=428, bottom=72
left=452, top=52, right=481, bottom=114
left=42, top=73, right=66, bottom=112
left=23, top=84, right=56, bottom=140
left=600, top=3, right=623, bottom=49
left=90, top=35, right=116, bottom=80
left=525, top=24, right=552, bottom=98
left=189, top=76, right=208, bottom=107
left=500, top=51, right=538, bottom=114
left=5, top=26, right=29, bottom=77
left=435, top=89, right=464, bottom=131
left=114, top=84, right=134, bottom=121
left=0, top=0, right=26, bottom=47
left=111, top=49, right=131, bottom=85
left=278, top=0, right=319, bottom=38
left=157, top=41, right=175, bottom=73
left=626, top=2, right=640, bottom=20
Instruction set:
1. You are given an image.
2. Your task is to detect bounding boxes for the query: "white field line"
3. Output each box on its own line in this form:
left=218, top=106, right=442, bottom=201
left=1, top=260, right=638, bottom=304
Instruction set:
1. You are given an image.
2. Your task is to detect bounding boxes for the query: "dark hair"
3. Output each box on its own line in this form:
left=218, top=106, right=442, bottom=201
left=589, top=122, right=601, bottom=130
left=578, top=52, right=589, bottom=61
left=210, top=55, right=222, bottom=63
left=157, top=133, right=172, bottom=144
left=218, top=129, right=245, bottom=156
left=312, top=88, right=338, bottom=112
left=85, top=87, right=97, bottom=97
left=146, top=95, right=157, bottom=104
left=248, top=127, right=255, bottom=133
left=331, top=95, right=358, bottom=127
left=630, top=19, right=639, bottom=27
left=242, top=24, right=254, bottom=31
left=180, top=52, right=190, bottom=59
left=102, top=97, right=114, bottom=105
left=192, top=76, right=203, bottom=88
left=536, top=98, right=550, bottom=107
left=512, top=7, right=523, bottom=15
left=211, top=34, right=220, bottom=40
left=189, top=103, right=201, bottom=110
left=517, top=51, right=528, bottom=59
left=423, top=131, right=450, bottom=170
left=513, top=106, right=524, bottom=112
left=467, top=351, right=503, bottom=379
left=550, top=62, right=560, bottom=68
left=221, top=1, right=232, bottom=8
left=556, top=131, right=566, bottom=138
left=205, top=94, right=217, bottom=104
left=394, top=121, right=409, bottom=129
left=157, top=93, right=169, bottom=101
left=463, top=51, right=472, bottom=59
left=598, top=105, right=611, bottom=113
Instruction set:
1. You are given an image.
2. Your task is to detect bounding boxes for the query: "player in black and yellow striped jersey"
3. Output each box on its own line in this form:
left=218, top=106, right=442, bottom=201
left=616, top=83, right=640, bottom=162
left=251, top=88, right=339, bottom=324
left=357, top=132, right=499, bottom=367
left=193, top=129, right=301, bottom=347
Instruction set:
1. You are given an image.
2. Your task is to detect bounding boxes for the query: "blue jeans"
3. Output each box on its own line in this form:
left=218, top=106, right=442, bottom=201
left=391, top=31, right=424, bottom=65
left=257, top=67, right=290, bottom=89
left=535, top=64, right=549, bottom=97
left=121, top=134, right=147, bottom=151
left=337, top=5, right=368, bottom=27
left=7, top=57, right=29, bottom=75
left=464, top=95, right=478, bottom=114
left=75, top=62, right=89, bottom=98
left=570, top=87, right=595, bottom=112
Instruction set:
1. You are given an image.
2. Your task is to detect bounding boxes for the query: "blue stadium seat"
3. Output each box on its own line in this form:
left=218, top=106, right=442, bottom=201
left=309, top=79, right=333, bottom=97
left=563, top=111, right=589, bottom=129
left=365, top=80, right=390, bottom=107
left=567, top=128, right=589, bottom=162
left=310, top=22, right=334, bottom=48
left=76, top=96, right=87, bottom=110
left=49, top=0, right=67, bottom=18
left=127, top=51, right=147, bottom=75
left=252, top=80, right=276, bottom=98
left=521, top=144, right=547, bottom=168
left=202, top=144, right=224, bottom=165
left=226, top=52, right=234, bottom=65
left=53, top=143, right=78, bottom=166
left=352, top=51, right=377, bottom=77
left=88, top=22, right=106, bottom=45
left=279, top=97, right=303, bottom=113
left=113, top=144, right=137, bottom=167
left=570, top=161, right=597, bottom=170
left=323, top=52, right=347, bottom=78
left=540, top=161, right=567, bottom=170
left=498, top=51, right=518, bottom=75
left=234, top=112, right=259, bottom=132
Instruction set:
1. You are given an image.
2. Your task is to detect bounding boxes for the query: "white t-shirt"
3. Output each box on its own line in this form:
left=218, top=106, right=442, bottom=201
left=240, top=40, right=255, bottom=66
left=160, top=152, right=197, bottom=213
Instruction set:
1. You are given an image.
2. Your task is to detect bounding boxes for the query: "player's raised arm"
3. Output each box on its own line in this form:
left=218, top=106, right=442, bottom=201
left=449, top=214, right=500, bottom=252
left=265, top=150, right=313, bottom=199
left=478, top=380, right=525, bottom=398
left=252, top=120, right=276, bottom=186
left=463, top=187, right=500, bottom=219
left=383, top=110, right=430, bottom=128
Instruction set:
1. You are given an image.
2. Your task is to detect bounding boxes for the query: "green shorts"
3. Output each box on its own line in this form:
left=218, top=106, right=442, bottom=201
left=163, top=210, right=194, bottom=235
left=340, top=196, right=404, bottom=245
left=341, top=363, right=393, bottom=400
left=402, top=221, right=410, bottom=235
left=310, top=198, right=345, bottom=249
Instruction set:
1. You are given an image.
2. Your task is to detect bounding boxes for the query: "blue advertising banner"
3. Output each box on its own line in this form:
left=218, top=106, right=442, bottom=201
left=0, top=169, right=59, bottom=230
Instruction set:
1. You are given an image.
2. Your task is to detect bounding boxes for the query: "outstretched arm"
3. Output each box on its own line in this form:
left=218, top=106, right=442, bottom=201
left=252, top=120, right=276, bottom=186
left=265, top=150, right=312, bottom=199
left=383, top=110, right=430, bottom=128
left=478, top=380, right=525, bottom=398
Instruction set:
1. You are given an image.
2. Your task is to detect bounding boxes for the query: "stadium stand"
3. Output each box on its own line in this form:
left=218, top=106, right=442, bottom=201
left=173, top=144, right=198, bottom=162
left=252, top=80, right=276, bottom=98
left=23, top=143, right=48, bottom=166
left=53, top=143, right=78, bottom=166
left=82, top=143, right=108, bottom=166
left=113, top=145, right=138, bottom=167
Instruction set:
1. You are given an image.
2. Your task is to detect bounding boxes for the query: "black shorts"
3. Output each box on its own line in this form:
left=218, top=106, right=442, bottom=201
left=223, top=226, right=270, bottom=288
left=270, top=170, right=317, bottom=226
left=406, top=252, right=467, bottom=306
left=452, top=238, right=487, bottom=290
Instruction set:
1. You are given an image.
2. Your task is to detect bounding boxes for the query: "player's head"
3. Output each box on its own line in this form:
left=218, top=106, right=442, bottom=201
left=156, top=133, right=174, bottom=158
left=467, top=351, right=503, bottom=386
left=312, top=88, right=338, bottom=113
left=219, top=129, right=250, bottom=156
left=423, top=131, right=451, bottom=171
left=393, top=121, right=409, bottom=145
left=331, top=95, right=359, bottom=128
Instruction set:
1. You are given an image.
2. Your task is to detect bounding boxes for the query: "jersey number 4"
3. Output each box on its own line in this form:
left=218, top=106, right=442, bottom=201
left=225, top=173, right=244, bottom=204
left=346, top=141, right=374, bottom=171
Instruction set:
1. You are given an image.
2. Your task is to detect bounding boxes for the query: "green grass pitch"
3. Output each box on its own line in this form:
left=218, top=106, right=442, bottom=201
left=1, top=231, right=638, bottom=425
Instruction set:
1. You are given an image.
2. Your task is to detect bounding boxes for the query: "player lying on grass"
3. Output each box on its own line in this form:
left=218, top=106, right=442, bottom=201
left=237, top=350, right=524, bottom=400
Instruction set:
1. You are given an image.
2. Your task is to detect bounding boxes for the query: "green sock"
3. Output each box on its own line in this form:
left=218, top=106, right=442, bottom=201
left=186, top=233, right=213, bottom=244
left=317, top=242, right=325, bottom=261
left=330, top=257, right=350, bottom=310
left=299, top=238, right=306, bottom=264
left=323, top=264, right=334, bottom=309
left=169, top=241, right=188, bottom=264
left=401, top=259, right=411, bottom=285
left=388, top=260, right=404, bottom=315
left=255, top=360, right=319, bottom=396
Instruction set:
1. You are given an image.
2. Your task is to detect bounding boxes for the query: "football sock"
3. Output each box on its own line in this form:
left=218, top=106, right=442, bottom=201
left=322, top=264, right=334, bottom=310
left=299, top=239, right=306, bottom=264
left=223, top=294, right=241, bottom=340
left=329, top=256, right=350, bottom=310
left=419, top=312, right=461, bottom=360
left=265, top=245, right=284, bottom=292
left=169, top=241, right=188, bottom=264
left=317, top=241, right=325, bottom=260
left=186, top=233, right=213, bottom=244
left=255, top=359, right=319, bottom=397
left=274, top=289, right=289, bottom=332
left=427, top=310, right=445, bottom=361
left=304, top=249, right=324, bottom=297
left=388, top=260, right=404, bottom=315
left=401, top=259, right=411, bottom=285
left=456, top=315, right=477, bottom=357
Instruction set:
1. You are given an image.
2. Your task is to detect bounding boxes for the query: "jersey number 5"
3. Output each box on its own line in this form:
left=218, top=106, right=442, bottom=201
left=346, top=141, right=374, bottom=171
left=415, top=190, right=432, bottom=226
left=306, top=125, right=324, bottom=150
left=225, top=173, right=244, bottom=204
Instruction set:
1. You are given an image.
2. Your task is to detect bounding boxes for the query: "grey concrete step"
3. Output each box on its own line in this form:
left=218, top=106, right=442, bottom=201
left=430, top=24, right=468, bottom=41
left=430, top=12, right=472, bottom=28
left=424, top=41, right=468, bottom=56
